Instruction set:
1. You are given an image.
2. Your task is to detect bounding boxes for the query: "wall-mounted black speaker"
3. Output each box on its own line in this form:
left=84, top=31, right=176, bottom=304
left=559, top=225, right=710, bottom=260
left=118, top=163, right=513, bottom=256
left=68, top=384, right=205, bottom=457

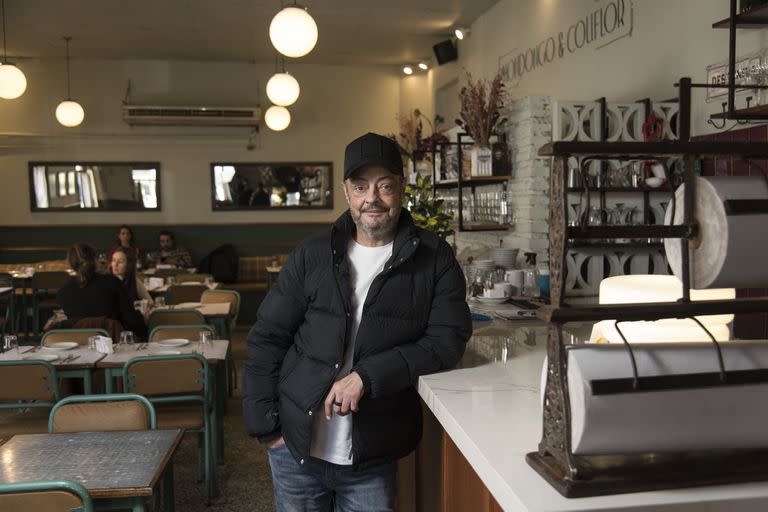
left=433, top=40, right=458, bottom=65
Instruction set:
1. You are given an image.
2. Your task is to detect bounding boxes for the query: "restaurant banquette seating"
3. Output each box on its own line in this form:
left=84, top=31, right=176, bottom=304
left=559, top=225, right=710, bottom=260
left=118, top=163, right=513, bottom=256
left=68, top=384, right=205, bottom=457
left=226, top=254, right=288, bottom=293
left=48, top=393, right=157, bottom=432
left=0, top=480, right=94, bottom=512
left=0, top=360, right=60, bottom=436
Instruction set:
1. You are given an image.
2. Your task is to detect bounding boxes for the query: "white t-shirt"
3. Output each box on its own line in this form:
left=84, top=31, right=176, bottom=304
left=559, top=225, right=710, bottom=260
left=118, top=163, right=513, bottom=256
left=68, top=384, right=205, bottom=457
left=309, top=238, right=393, bottom=465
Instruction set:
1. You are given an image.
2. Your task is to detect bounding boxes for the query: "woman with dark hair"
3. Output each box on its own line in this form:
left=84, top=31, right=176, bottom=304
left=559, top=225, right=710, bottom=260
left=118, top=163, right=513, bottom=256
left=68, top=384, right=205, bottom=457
left=57, top=243, right=147, bottom=338
left=110, top=246, right=152, bottom=304
left=107, top=224, right=141, bottom=265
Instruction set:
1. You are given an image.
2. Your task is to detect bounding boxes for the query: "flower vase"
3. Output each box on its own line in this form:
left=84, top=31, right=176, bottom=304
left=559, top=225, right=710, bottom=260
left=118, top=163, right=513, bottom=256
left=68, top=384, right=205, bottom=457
left=470, top=146, right=493, bottom=177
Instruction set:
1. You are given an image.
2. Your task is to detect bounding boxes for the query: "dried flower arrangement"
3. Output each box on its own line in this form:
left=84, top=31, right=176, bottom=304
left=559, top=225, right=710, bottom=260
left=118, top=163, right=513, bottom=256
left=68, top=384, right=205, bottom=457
left=390, top=109, right=449, bottom=160
left=456, top=70, right=507, bottom=148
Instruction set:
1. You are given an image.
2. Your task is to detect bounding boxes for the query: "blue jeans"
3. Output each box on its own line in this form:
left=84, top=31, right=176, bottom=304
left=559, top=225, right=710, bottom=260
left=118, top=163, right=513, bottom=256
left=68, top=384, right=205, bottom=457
left=267, top=443, right=395, bottom=512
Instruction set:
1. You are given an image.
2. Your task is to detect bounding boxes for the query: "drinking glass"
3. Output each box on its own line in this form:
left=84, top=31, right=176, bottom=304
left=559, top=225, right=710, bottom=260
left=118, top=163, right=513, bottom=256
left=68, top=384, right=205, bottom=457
left=3, top=334, right=18, bottom=352
left=119, top=331, right=135, bottom=346
left=166, top=276, right=176, bottom=286
left=88, top=335, right=98, bottom=351
left=155, top=296, right=166, bottom=307
left=198, top=330, right=213, bottom=356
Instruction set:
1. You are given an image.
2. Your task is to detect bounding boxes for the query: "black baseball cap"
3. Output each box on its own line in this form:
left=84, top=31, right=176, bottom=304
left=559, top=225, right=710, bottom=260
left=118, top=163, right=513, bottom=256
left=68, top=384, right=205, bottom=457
left=343, top=132, right=404, bottom=181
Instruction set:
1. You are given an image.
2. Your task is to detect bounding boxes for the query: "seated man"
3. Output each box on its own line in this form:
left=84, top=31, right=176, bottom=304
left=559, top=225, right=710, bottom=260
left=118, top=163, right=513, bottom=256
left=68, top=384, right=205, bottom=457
left=147, top=230, right=192, bottom=268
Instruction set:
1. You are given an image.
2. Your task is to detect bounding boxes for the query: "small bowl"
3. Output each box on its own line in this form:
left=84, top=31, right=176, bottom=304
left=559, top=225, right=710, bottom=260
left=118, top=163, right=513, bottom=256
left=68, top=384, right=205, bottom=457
left=644, top=177, right=665, bottom=188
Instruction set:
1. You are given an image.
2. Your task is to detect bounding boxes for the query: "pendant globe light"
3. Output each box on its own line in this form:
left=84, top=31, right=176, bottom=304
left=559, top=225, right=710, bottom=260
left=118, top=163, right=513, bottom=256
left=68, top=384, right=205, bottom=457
left=0, top=0, right=26, bottom=99
left=264, top=105, right=291, bottom=131
left=55, top=36, right=84, bottom=127
left=269, top=4, right=318, bottom=58
left=266, top=55, right=300, bottom=107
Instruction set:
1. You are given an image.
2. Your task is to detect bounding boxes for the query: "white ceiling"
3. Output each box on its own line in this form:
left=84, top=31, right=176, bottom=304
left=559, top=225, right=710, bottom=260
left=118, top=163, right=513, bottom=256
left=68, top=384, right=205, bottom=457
left=5, top=0, right=498, bottom=66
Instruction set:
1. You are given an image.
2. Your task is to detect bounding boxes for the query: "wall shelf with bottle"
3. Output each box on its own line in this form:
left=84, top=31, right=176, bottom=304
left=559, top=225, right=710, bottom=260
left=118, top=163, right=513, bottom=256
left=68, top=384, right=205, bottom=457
left=706, top=0, right=768, bottom=123
left=429, top=132, right=512, bottom=232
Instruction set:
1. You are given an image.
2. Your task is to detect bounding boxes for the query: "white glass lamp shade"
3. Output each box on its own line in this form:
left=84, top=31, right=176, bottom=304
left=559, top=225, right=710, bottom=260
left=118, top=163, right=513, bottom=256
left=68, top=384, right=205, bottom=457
left=264, top=105, right=291, bottom=131
left=266, top=72, right=300, bottom=107
left=0, top=63, right=27, bottom=99
left=269, top=6, right=318, bottom=58
left=589, top=274, right=735, bottom=344
left=55, top=100, right=85, bottom=127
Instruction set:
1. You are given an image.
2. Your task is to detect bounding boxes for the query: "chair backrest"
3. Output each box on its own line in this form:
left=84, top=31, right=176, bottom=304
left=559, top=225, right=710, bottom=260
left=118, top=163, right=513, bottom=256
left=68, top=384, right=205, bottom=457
left=149, top=324, right=214, bottom=343
left=0, top=272, right=12, bottom=288
left=175, top=273, right=212, bottom=283
left=72, top=317, right=123, bottom=341
left=0, top=361, right=59, bottom=405
left=41, top=328, right=109, bottom=347
left=49, top=393, right=157, bottom=433
left=124, top=353, right=208, bottom=398
left=201, top=289, right=240, bottom=326
left=32, top=271, right=71, bottom=293
left=147, top=308, right=205, bottom=331
left=0, top=480, right=93, bottom=512
left=153, top=267, right=187, bottom=278
left=166, top=284, right=207, bottom=305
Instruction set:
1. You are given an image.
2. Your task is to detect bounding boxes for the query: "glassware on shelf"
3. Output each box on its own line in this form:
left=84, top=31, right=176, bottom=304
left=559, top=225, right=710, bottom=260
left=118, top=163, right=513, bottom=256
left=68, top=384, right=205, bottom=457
left=630, top=161, right=644, bottom=188
left=569, top=202, right=583, bottom=227
left=588, top=206, right=605, bottom=226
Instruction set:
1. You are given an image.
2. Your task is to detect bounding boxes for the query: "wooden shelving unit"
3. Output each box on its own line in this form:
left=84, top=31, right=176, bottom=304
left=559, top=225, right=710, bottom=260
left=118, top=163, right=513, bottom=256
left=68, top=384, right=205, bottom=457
left=712, top=3, right=768, bottom=27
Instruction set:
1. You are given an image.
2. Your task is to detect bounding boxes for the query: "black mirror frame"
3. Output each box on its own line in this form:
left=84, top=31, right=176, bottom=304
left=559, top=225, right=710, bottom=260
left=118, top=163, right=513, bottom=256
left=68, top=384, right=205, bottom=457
left=210, top=161, right=334, bottom=211
left=28, top=161, right=162, bottom=212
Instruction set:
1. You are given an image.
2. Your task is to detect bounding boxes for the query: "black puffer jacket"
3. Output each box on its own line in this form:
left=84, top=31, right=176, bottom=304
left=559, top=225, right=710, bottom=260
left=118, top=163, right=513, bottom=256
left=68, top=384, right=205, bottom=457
left=243, top=209, right=471, bottom=468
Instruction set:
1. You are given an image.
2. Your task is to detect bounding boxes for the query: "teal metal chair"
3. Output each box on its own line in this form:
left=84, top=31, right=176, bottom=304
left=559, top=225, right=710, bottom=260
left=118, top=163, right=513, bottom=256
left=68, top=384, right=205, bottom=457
left=0, top=480, right=93, bottom=512
left=148, top=323, right=214, bottom=343
left=147, top=308, right=205, bottom=332
left=41, top=328, right=109, bottom=347
left=49, top=393, right=157, bottom=433
left=123, top=353, right=217, bottom=504
left=40, top=328, right=109, bottom=395
left=201, top=289, right=240, bottom=399
left=0, top=360, right=60, bottom=436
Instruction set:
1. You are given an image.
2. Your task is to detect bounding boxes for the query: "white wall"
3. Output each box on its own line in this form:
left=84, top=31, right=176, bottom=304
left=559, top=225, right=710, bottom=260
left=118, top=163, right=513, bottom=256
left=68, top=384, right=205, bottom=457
left=446, top=0, right=766, bottom=136
left=0, top=59, right=401, bottom=226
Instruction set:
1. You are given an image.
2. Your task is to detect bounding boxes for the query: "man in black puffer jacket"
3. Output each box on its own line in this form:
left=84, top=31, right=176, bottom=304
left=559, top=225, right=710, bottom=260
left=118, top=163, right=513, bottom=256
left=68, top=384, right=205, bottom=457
left=243, top=132, right=471, bottom=511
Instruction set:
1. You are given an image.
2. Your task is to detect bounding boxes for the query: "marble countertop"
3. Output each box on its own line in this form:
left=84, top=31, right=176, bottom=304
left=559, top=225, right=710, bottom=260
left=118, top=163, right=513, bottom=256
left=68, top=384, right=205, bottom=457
left=418, top=320, right=768, bottom=512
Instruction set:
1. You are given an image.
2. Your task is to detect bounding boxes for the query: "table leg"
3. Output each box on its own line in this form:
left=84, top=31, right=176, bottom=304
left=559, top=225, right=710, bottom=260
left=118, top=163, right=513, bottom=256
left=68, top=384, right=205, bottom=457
left=105, top=368, right=114, bottom=393
left=83, top=369, right=92, bottom=395
left=163, top=461, right=175, bottom=512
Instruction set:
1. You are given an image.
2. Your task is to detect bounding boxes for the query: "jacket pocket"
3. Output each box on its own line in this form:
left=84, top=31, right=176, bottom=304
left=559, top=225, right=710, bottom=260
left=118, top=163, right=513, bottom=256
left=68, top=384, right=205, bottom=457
left=278, top=347, right=301, bottom=385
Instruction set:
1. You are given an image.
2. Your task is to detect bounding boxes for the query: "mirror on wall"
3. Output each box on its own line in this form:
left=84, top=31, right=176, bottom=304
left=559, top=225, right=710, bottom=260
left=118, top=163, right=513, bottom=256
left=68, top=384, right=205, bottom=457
left=211, top=162, right=333, bottom=210
left=29, top=162, right=161, bottom=211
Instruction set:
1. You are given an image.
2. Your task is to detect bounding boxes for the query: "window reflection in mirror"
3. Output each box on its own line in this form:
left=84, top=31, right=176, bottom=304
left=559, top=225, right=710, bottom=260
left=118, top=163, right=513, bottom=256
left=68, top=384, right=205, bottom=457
left=211, top=162, right=333, bottom=210
left=29, top=162, right=160, bottom=211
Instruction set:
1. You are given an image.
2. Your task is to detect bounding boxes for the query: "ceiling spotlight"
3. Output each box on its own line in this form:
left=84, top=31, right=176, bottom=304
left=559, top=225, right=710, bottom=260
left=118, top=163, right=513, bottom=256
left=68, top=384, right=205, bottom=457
left=269, top=5, right=318, bottom=58
left=264, top=105, right=291, bottom=131
left=418, top=62, right=428, bottom=71
left=402, top=66, right=413, bottom=75
left=454, top=27, right=469, bottom=40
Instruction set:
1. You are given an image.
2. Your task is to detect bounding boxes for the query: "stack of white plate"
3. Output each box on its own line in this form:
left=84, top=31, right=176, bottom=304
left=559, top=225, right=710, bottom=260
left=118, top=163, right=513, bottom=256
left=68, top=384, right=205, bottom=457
left=491, top=248, right=519, bottom=269
left=472, top=259, right=496, bottom=272
left=464, top=259, right=496, bottom=285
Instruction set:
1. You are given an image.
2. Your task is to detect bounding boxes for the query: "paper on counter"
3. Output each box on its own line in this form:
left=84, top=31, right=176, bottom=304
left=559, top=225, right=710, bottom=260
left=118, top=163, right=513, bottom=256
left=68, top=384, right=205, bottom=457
left=566, top=341, right=768, bottom=455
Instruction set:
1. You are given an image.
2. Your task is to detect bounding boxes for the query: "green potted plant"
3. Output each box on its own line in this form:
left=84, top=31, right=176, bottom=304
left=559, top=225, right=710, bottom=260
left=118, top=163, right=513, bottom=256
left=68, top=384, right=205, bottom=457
left=405, top=173, right=454, bottom=240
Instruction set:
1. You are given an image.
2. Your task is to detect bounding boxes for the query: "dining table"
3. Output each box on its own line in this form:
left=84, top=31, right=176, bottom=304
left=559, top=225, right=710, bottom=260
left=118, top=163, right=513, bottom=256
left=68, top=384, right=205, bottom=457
left=0, top=429, right=183, bottom=512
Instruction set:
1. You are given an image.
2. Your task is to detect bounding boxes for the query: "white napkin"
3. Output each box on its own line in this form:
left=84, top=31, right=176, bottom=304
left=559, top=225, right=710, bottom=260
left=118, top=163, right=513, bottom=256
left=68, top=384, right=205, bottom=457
left=149, top=277, right=164, bottom=290
left=95, top=336, right=114, bottom=354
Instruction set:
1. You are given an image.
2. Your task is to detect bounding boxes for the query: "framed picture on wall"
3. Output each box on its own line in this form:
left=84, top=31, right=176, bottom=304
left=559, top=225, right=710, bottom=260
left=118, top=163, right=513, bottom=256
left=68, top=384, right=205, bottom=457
left=29, top=161, right=161, bottom=211
left=210, top=162, right=333, bottom=210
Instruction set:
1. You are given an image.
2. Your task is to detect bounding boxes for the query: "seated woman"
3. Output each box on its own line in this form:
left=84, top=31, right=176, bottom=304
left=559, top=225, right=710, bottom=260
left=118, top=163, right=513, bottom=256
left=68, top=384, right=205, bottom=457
left=107, top=225, right=141, bottom=266
left=57, top=243, right=147, bottom=338
left=111, top=246, right=153, bottom=305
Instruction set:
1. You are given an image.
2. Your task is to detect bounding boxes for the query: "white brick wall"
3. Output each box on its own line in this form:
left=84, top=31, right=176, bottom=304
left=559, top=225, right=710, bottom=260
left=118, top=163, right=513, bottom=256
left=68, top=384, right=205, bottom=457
left=454, top=95, right=552, bottom=266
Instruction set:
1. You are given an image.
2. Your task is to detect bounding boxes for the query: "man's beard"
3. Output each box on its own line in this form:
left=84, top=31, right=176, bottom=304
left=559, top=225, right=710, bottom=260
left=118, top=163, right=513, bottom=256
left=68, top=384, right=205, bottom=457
left=352, top=205, right=400, bottom=239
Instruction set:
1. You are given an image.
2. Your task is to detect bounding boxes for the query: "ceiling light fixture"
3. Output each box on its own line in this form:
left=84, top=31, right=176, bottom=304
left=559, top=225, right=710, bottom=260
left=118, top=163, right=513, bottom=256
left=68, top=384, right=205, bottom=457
left=418, top=62, right=429, bottom=71
left=269, top=4, right=318, bottom=58
left=0, top=0, right=26, bottom=99
left=402, top=65, right=413, bottom=75
left=454, top=27, right=469, bottom=40
left=266, top=55, right=300, bottom=107
left=264, top=105, right=291, bottom=131
left=55, top=36, right=84, bottom=127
